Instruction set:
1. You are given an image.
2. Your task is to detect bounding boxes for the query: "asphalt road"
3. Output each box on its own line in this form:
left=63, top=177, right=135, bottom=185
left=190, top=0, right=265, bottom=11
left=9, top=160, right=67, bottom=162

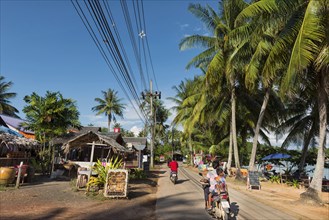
left=156, top=163, right=296, bottom=220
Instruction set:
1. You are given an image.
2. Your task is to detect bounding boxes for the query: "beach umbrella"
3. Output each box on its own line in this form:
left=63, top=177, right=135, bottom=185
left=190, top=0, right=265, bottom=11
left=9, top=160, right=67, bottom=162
left=261, top=153, right=291, bottom=183
left=261, top=153, right=291, bottom=161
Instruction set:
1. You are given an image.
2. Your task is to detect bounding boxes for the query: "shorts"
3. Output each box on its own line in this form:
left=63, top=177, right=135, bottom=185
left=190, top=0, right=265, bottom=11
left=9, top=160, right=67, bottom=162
left=203, top=186, right=209, bottom=201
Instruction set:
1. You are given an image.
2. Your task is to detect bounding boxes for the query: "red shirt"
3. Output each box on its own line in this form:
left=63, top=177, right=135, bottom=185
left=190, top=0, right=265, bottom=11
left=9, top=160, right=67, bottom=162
left=169, top=160, right=178, bottom=172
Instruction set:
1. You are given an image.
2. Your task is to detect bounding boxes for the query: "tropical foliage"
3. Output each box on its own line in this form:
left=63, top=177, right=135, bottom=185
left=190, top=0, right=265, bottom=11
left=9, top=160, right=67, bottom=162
left=92, top=89, right=126, bottom=133
left=0, top=75, right=19, bottom=117
left=22, top=91, right=81, bottom=174
left=22, top=91, right=80, bottom=141
left=87, top=157, right=123, bottom=191
left=173, top=0, right=328, bottom=203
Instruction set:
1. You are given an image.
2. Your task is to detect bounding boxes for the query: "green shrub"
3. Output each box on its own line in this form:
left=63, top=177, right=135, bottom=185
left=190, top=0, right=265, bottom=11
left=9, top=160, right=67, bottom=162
left=87, top=156, right=123, bottom=190
left=286, top=179, right=300, bottom=189
left=129, top=168, right=147, bottom=180
left=270, top=175, right=280, bottom=184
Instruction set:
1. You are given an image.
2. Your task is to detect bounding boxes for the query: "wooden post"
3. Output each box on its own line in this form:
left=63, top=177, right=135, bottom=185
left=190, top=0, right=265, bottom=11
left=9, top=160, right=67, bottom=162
left=88, top=141, right=95, bottom=180
left=15, top=161, right=23, bottom=188
left=138, top=150, right=141, bottom=169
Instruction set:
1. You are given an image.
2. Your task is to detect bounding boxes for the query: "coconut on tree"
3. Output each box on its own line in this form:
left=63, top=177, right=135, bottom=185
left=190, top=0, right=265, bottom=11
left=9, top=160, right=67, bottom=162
left=92, top=89, right=126, bottom=133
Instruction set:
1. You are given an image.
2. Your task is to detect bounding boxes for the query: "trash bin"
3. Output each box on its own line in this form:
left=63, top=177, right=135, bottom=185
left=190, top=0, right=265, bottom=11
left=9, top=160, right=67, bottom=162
left=26, top=166, right=35, bottom=183
left=143, top=162, right=149, bottom=171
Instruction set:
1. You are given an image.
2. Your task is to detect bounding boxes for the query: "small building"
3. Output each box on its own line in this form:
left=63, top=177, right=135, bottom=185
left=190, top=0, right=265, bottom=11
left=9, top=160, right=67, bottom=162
left=0, top=114, right=39, bottom=167
left=123, top=137, right=147, bottom=168
left=52, top=127, right=128, bottom=164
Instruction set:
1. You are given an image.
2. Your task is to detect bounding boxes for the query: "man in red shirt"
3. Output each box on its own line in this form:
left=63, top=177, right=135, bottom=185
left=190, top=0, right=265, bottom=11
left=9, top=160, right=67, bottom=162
left=169, top=159, right=179, bottom=175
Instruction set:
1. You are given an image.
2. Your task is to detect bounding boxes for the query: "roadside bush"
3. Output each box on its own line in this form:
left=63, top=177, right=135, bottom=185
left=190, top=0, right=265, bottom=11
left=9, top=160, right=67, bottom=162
left=270, top=175, right=280, bottom=184
left=286, top=179, right=300, bottom=189
left=86, top=156, right=123, bottom=191
left=129, top=168, right=147, bottom=180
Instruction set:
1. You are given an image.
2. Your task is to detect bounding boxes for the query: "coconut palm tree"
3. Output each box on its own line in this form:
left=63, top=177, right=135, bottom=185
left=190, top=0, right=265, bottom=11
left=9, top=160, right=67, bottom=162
left=0, top=75, right=19, bottom=117
left=237, top=0, right=329, bottom=203
left=169, top=76, right=204, bottom=165
left=92, top=89, right=126, bottom=133
left=273, top=68, right=328, bottom=174
left=232, top=7, right=288, bottom=171
left=180, top=1, right=249, bottom=171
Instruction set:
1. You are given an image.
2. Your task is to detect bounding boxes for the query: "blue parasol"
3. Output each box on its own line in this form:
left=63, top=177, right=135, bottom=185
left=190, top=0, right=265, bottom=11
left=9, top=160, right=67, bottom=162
left=261, top=153, right=291, bottom=161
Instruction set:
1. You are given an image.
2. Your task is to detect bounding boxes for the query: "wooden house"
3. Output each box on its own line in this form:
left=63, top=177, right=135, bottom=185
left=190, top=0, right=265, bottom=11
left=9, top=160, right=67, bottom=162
left=123, top=137, right=147, bottom=168
left=52, top=127, right=130, bottom=166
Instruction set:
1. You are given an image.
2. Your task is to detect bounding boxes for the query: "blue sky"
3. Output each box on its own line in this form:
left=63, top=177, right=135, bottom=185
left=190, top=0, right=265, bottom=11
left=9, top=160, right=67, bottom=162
left=1, top=0, right=218, bottom=135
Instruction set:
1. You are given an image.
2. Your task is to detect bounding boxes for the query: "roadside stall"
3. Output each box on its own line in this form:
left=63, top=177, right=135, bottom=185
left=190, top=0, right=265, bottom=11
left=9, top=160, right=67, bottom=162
left=0, top=132, right=40, bottom=186
left=60, top=131, right=131, bottom=197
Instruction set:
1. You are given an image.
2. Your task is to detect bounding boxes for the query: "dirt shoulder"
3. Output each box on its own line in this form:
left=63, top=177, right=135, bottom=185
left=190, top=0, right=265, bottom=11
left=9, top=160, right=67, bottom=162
left=188, top=165, right=329, bottom=220
left=227, top=178, right=329, bottom=220
left=0, top=170, right=160, bottom=220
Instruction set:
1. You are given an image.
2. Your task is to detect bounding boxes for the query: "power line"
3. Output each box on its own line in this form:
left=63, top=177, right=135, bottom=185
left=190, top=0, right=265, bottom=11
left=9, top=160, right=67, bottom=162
left=71, top=0, right=148, bottom=125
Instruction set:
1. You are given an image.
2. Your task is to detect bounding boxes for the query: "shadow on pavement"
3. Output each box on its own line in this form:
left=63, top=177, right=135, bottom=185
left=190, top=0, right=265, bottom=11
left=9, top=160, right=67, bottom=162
left=176, top=179, right=190, bottom=184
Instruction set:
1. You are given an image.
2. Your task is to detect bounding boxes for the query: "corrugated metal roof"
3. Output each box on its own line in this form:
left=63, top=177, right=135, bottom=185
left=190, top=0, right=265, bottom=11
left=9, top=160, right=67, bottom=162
left=0, top=114, right=34, bottom=134
left=123, top=137, right=147, bottom=144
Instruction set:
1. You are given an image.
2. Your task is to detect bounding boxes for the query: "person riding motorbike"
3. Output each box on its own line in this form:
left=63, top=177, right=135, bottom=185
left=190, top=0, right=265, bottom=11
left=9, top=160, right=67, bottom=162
left=216, top=167, right=229, bottom=203
left=206, top=160, right=220, bottom=211
left=168, top=158, right=179, bottom=177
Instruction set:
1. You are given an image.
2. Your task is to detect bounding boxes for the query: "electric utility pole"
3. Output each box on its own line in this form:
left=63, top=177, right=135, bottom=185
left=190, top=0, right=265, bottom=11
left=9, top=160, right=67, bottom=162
left=141, top=80, right=161, bottom=168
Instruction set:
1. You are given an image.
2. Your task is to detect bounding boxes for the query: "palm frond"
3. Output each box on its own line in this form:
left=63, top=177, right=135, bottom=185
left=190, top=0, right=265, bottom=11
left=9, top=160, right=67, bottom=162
left=179, top=35, right=216, bottom=51
left=283, top=0, right=325, bottom=93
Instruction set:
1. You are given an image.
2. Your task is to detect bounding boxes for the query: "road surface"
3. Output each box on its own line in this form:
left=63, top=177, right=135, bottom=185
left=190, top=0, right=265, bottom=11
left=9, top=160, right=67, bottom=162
left=156, top=163, right=296, bottom=220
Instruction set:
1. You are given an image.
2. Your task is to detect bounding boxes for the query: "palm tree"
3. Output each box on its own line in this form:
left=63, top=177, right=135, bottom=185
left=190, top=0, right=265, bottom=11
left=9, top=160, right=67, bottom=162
left=169, top=76, right=203, bottom=165
left=0, top=75, right=19, bottom=117
left=232, top=10, right=287, bottom=171
left=237, top=0, right=329, bottom=203
left=23, top=91, right=81, bottom=141
left=180, top=1, right=249, bottom=172
left=23, top=91, right=80, bottom=173
left=92, top=89, right=126, bottom=133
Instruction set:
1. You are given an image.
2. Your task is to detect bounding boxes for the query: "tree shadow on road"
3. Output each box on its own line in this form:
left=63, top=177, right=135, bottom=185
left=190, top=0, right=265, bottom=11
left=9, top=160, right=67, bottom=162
left=176, top=179, right=190, bottom=184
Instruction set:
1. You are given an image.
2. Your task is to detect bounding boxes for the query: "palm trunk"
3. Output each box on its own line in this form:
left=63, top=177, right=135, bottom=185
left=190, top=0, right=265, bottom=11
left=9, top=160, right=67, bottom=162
left=227, top=129, right=233, bottom=175
left=301, top=70, right=328, bottom=203
left=249, top=88, right=270, bottom=171
left=231, top=82, right=240, bottom=169
left=108, top=115, right=111, bottom=133
left=189, top=133, right=193, bottom=166
left=298, top=125, right=315, bottom=172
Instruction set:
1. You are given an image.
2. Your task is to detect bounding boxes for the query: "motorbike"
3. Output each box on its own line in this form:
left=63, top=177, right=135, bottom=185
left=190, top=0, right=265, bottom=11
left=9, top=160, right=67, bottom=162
left=199, top=173, right=230, bottom=220
left=170, top=171, right=178, bottom=184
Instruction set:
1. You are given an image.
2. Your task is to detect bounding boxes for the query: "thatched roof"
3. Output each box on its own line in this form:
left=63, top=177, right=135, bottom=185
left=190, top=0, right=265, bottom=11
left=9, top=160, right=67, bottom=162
left=62, top=131, right=130, bottom=154
left=0, top=132, right=40, bottom=149
left=52, top=127, right=101, bottom=145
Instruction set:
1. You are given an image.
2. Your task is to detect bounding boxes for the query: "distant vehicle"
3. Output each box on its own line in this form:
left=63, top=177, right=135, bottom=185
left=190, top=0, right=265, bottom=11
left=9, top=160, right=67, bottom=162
left=159, top=155, right=165, bottom=162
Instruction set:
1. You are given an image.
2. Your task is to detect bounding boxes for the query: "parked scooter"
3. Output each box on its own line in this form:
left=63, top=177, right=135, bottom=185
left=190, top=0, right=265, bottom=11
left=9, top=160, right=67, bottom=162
left=199, top=172, right=230, bottom=220
left=170, top=171, right=178, bottom=184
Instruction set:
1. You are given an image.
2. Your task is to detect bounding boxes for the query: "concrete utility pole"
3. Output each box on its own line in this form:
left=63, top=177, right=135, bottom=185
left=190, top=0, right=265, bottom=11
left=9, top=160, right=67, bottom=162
left=141, top=80, right=161, bottom=168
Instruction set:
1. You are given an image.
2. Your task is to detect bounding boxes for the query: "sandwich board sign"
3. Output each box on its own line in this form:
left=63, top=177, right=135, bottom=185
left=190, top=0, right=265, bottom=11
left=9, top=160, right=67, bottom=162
left=247, top=171, right=261, bottom=190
